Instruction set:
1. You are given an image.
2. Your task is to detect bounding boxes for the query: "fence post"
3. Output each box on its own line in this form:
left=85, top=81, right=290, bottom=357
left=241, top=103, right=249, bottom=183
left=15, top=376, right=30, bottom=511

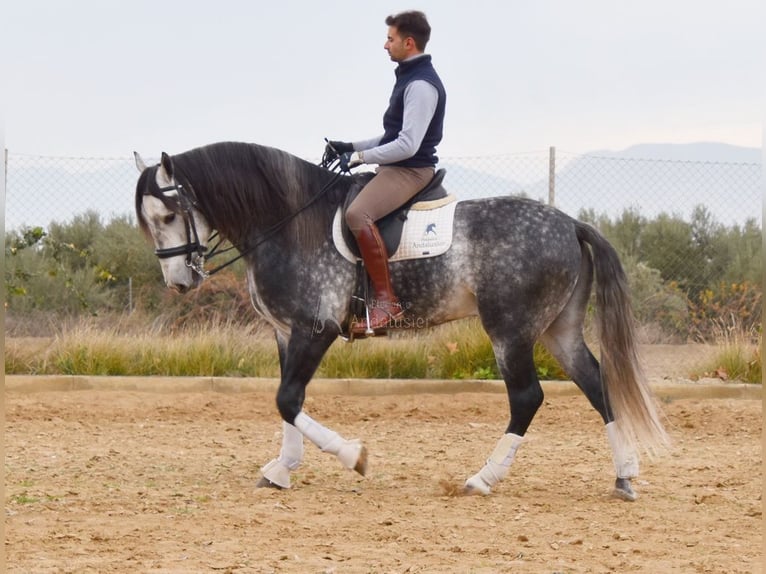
left=1, top=147, right=6, bottom=570
left=3, top=148, right=7, bottom=233
left=548, top=146, right=556, bottom=207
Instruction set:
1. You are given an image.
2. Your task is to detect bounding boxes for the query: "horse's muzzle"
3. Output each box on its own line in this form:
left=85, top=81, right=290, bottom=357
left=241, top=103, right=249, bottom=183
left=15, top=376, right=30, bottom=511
left=167, top=273, right=201, bottom=293
left=170, top=282, right=191, bottom=294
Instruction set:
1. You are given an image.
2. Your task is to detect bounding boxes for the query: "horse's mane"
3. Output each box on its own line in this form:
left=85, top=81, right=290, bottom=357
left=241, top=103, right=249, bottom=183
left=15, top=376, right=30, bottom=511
left=138, top=142, right=353, bottom=252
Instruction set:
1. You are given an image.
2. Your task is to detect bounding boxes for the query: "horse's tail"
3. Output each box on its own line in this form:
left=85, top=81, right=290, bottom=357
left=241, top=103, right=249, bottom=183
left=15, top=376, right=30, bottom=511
left=574, top=220, right=670, bottom=455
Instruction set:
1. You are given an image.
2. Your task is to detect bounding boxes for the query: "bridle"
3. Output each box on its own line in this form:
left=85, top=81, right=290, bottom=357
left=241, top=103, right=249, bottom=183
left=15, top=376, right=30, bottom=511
left=148, top=146, right=350, bottom=279
left=153, top=178, right=211, bottom=278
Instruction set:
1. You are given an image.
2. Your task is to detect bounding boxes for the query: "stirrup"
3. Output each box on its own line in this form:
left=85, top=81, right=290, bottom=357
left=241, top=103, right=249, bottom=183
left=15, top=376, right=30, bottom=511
left=351, top=304, right=403, bottom=335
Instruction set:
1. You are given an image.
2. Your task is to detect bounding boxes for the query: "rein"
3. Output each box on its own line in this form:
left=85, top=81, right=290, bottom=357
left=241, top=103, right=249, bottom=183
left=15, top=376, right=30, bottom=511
left=154, top=154, right=348, bottom=278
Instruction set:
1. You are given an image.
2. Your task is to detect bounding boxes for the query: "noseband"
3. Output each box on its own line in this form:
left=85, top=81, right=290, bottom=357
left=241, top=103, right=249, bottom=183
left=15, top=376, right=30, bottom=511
left=153, top=180, right=210, bottom=278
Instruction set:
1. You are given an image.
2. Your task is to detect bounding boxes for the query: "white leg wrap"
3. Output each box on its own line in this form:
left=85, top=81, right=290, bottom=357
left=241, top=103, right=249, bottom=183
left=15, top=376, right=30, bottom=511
left=278, top=421, right=304, bottom=471
left=260, top=421, right=304, bottom=489
left=606, top=421, right=639, bottom=478
left=465, top=433, right=524, bottom=495
left=294, top=411, right=362, bottom=470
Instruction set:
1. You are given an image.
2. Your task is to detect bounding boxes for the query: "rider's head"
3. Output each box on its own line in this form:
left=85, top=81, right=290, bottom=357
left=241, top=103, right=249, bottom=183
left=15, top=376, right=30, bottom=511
left=384, top=11, right=431, bottom=62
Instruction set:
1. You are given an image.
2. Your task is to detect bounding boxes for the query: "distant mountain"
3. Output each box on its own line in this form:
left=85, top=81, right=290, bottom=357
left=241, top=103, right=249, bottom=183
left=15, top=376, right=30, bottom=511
left=550, top=143, right=761, bottom=226
left=438, top=162, right=528, bottom=197
left=588, top=142, right=761, bottom=164
left=442, top=142, right=761, bottom=227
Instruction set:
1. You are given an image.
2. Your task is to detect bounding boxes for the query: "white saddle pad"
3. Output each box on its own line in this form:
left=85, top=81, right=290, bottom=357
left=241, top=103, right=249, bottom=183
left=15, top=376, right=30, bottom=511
left=332, top=195, right=459, bottom=263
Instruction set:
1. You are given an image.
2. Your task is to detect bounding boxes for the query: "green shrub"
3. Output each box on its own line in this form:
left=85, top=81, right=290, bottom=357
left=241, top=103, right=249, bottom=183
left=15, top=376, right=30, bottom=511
left=625, top=259, right=689, bottom=342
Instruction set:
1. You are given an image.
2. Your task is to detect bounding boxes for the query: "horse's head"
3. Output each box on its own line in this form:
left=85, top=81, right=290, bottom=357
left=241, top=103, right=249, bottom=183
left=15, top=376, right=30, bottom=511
left=134, top=151, right=214, bottom=293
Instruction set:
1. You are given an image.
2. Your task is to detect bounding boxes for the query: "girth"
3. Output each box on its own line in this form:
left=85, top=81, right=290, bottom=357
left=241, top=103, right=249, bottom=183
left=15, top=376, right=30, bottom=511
left=341, top=169, right=448, bottom=258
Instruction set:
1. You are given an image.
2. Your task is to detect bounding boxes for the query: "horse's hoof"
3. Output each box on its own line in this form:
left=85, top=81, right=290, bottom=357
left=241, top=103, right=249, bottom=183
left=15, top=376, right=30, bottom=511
left=462, top=485, right=490, bottom=496
left=613, top=477, right=638, bottom=501
left=462, top=485, right=483, bottom=496
left=259, top=459, right=291, bottom=489
left=354, top=445, right=368, bottom=476
left=256, top=476, right=285, bottom=490
left=463, top=476, right=491, bottom=496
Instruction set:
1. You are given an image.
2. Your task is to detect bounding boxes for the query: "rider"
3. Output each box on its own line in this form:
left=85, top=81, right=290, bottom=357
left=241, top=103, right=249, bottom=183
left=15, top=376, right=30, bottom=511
left=327, top=10, right=446, bottom=333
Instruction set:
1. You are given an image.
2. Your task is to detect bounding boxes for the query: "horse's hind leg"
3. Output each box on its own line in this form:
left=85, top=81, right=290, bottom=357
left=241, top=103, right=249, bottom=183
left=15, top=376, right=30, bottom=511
left=540, top=257, right=639, bottom=500
left=464, top=341, right=542, bottom=495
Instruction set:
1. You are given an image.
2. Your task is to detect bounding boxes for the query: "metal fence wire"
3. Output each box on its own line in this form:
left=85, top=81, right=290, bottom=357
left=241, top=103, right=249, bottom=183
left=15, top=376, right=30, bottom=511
left=4, top=148, right=762, bottom=302
left=7, top=149, right=760, bottom=229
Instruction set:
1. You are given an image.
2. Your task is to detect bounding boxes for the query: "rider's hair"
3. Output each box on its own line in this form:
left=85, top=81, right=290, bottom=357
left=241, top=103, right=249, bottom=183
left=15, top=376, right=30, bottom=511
left=385, top=11, right=431, bottom=52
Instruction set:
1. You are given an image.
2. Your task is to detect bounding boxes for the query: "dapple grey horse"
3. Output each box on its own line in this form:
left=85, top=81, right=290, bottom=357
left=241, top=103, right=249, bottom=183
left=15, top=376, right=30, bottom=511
left=134, top=142, right=667, bottom=500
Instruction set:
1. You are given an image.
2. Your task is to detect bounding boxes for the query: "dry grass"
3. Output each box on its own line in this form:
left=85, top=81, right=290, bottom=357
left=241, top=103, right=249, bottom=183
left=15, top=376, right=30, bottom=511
left=5, top=315, right=569, bottom=380
left=6, top=313, right=760, bottom=383
left=691, top=316, right=762, bottom=384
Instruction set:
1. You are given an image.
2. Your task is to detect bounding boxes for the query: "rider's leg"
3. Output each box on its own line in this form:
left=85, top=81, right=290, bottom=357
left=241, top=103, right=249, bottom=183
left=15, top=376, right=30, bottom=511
left=345, top=166, right=433, bottom=332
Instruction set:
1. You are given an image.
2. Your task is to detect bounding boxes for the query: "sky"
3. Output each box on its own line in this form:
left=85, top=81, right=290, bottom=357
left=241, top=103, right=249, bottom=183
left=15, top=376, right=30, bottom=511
left=1, top=0, right=763, bottom=159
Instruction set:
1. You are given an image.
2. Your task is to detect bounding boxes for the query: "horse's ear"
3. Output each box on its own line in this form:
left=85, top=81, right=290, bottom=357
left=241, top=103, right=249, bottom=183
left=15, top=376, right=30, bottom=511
left=134, top=151, right=148, bottom=172
left=160, top=152, right=175, bottom=180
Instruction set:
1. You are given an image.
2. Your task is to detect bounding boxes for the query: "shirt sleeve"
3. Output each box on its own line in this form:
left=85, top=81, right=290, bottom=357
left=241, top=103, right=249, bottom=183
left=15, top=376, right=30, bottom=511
left=352, top=80, right=439, bottom=165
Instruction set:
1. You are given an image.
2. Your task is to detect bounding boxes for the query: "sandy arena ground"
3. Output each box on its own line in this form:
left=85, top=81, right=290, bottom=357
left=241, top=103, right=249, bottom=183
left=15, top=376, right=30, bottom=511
left=4, top=346, right=763, bottom=573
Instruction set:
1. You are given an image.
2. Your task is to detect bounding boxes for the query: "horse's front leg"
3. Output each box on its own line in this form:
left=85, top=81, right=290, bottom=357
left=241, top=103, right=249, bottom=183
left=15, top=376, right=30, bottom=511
left=258, top=328, right=367, bottom=489
left=258, top=331, right=303, bottom=488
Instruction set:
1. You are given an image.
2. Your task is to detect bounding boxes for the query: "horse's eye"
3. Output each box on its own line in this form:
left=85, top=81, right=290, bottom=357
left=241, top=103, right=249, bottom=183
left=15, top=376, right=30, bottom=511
left=163, top=213, right=176, bottom=225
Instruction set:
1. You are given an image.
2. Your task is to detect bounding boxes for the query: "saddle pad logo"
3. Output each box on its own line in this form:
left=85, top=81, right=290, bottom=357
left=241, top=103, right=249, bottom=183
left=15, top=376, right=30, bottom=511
left=410, top=222, right=442, bottom=252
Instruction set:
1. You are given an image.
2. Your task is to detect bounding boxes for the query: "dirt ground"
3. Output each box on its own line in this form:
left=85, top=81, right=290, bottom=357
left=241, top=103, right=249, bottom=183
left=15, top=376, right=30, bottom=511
left=4, top=346, right=763, bottom=573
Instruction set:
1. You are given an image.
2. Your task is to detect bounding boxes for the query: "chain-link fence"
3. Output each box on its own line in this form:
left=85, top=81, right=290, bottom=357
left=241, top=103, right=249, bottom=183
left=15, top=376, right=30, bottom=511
left=440, top=150, right=761, bottom=226
left=5, top=153, right=140, bottom=232
left=4, top=147, right=762, bottom=339
left=6, top=148, right=760, bottom=230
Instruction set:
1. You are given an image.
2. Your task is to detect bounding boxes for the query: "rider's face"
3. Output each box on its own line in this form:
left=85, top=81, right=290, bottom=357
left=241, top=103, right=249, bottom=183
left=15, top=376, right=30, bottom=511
left=384, top=26, right=410, bottom=62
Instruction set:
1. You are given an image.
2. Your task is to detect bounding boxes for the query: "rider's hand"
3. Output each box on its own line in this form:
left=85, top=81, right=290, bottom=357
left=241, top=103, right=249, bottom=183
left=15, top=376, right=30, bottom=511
left=327, top=140, right=354, bottom=155
left=347, top=151, right=363, bottom=168
left=339, top=151, right=364, bottom=173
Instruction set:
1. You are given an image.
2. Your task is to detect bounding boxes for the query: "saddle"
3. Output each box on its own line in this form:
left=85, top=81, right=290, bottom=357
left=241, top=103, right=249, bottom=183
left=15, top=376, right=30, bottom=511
left=340, top=169, right=449, bottom=258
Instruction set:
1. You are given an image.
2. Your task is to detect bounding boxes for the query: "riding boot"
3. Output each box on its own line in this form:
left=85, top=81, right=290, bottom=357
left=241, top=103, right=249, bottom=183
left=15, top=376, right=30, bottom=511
left=351, top=222, right=404, bottom=334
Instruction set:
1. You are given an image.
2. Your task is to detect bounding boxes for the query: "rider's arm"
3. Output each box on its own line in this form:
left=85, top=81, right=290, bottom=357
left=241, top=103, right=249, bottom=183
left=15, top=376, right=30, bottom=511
left=352, top=80, right=439, bottom=165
